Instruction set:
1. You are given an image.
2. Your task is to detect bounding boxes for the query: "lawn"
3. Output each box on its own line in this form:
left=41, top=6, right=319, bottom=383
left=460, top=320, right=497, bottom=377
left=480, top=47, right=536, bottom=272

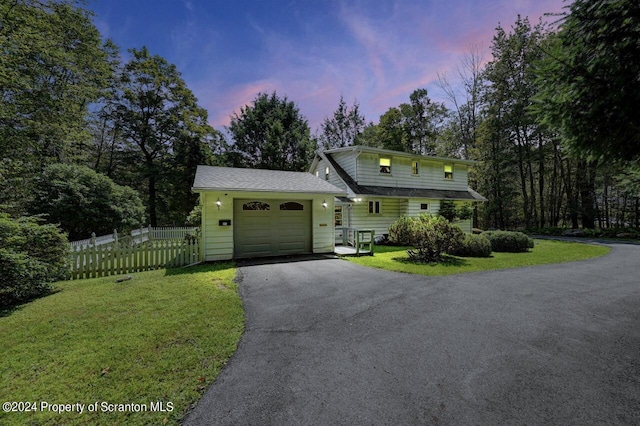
left=346, top=239, right=611, bottom=275
left=0, top=262, right=243, bottom=426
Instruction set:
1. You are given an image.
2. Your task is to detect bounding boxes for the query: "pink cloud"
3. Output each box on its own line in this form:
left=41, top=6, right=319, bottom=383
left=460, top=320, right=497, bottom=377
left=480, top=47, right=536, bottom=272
left=194, top=0, right=567, bottom=132
left=202, top=80, right=279, bottom=128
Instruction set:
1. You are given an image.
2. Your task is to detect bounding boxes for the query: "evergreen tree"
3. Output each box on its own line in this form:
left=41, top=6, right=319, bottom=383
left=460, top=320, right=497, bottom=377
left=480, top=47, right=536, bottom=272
left=319, top=96, right=366, bottom=149
left=228, top=92, right=316, bottom=171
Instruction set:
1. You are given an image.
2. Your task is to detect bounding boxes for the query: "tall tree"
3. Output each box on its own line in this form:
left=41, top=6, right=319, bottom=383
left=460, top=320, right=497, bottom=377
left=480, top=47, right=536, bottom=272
left=376, top=107, right=406, bottom=152
left=480, top=17, right=555, bottom=228
left=228, top=92, right=315, bottom=171
left=0, top=0, right=112, bottom=210
left=374, top=89, right=448, bottom=154
left=437, top=44, right=485, bottom=159
left=114, top=47, right=216, bottom=226
left=318, top=96, right=366, bottom=149
left=534, top=0, right=640, bottom=163
left=401, top=88, right=448, bottom=155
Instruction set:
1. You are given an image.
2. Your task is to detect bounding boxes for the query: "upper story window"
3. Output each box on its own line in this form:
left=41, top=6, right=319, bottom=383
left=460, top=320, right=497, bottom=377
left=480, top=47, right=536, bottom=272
left=315, top=170, right=319, bottom=177
left=412, top=160, right=419, bottom=175
left=325, top=166, right=330, bottom=181
left=379, top=157, right=391, bottom=174
left=444, top=164, right=454, bottom=180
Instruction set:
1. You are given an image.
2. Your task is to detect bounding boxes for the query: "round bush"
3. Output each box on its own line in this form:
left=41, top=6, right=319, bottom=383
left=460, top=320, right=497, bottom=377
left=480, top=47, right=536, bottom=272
left=483, top=230, right=533, bottom=253
left=453, top=233, right=492, bottom=257
left=408, top=215, right=465, bottom=263
left=388, top=216, right=419, bottom=246
left=0, top=213, right=69, bottom=307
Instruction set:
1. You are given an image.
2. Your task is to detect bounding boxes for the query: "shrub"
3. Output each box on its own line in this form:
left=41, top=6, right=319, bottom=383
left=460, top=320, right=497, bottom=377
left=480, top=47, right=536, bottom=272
left=0, top=213, right=69, bottom=307
left=453, top=233, right=492, bottom=257
left=438, top=200, right=473, bottom=222
left=388, top=216, right=420, bottom=246
left=185, top=203, right=202, bottom=227
left=27, top=163, right=145, bottom=240
left=407, top=215, right=465, bottom=263
left=483, top=230, right=533, bottom=253
left=438, top=200, right=458, bottom=222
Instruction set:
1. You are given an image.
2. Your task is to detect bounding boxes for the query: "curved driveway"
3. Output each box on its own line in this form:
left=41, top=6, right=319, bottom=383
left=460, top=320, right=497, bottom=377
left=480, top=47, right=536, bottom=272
left=185, top=244, right=640, bottom=425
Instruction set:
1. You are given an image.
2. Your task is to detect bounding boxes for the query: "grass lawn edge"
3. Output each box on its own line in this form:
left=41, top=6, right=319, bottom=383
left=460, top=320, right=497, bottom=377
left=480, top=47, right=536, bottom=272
left=344, top=239, right=611, bottom=277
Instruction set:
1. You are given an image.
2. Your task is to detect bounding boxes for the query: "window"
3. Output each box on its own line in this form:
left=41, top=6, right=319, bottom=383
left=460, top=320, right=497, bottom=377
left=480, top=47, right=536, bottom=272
left=243, top=201, right=270, bottom=210
left=444, top=164, right=453, bottom=180
left=325, top=166, right=330, bottom=181
left=280, top=202, right=304, bottom=210
left=315, top=170, right=319, bottom=177
left=334, top=206, right=343, bottom=227
left=412, top=160, right=419, bottom=175
left=420, top=203, right=429, bottom=210
left=368, top=200, right=381, bottom=215
left=379, top=157, right=391, bottom=174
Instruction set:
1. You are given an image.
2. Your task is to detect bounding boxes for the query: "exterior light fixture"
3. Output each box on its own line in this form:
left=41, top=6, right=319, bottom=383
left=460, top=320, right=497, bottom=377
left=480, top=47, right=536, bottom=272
left=216, top=197, right=221, bottom=210
left=322, top=200, right=328, bottom=209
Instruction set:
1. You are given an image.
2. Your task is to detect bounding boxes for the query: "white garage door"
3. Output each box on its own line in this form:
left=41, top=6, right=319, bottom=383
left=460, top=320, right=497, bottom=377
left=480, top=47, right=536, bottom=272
left=233, top=199, right=312, bottom=258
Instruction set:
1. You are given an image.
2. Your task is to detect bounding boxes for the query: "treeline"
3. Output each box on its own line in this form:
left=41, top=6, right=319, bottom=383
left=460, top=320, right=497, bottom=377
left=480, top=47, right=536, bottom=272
left=318, top=4, right=640, bottom=231
left=1, top=0, right=639, bottom=239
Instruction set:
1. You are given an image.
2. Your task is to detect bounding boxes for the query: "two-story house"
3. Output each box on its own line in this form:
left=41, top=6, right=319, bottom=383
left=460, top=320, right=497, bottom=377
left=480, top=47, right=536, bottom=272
left=309, top=146, right=487, bottom=240
left=192, top=146, right=486, bottom=261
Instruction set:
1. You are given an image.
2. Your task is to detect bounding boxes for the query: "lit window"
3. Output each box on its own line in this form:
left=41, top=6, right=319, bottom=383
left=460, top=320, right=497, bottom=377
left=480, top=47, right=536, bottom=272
left=444, top=164, right=453, bottom=180
left=368, top=200, right=381, bottom=215
left=315, top=170, right=319, bottom=177
left=412, top=161, right=419, bottom=175
left=325, top=166, right=330, bottom=181
left=379, top=157, right=391, bottom=174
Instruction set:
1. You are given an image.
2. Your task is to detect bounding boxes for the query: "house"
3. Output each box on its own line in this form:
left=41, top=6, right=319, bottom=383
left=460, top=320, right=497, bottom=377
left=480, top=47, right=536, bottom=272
left=192, top=166, right=346, bottom=261
left=308, top=146, right=487, bottom=240
left=192, top=147, right=486, bottom=261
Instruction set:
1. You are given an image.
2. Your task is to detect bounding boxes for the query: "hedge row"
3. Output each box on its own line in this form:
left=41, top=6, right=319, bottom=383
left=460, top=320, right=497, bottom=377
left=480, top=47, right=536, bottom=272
left=483, top=231, right=534, bottom=253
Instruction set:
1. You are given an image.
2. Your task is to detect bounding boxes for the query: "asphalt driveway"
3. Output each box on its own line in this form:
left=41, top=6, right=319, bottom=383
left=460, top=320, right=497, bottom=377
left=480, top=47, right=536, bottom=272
left=184, top=244, right=640, bottom=425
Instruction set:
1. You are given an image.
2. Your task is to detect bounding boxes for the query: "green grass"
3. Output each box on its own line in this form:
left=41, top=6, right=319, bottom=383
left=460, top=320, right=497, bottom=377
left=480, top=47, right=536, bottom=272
left=0, top=263, right=243, bottom=426
left=346, top=239, right=610, bottom=275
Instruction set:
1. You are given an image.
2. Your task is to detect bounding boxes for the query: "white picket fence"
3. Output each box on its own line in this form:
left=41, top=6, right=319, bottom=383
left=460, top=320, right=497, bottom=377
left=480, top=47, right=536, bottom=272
left=69, top=239, right=201, bottom=280
left=70, top=226, right=198, bottom=248
left=69, top=226, right=200, bottom=280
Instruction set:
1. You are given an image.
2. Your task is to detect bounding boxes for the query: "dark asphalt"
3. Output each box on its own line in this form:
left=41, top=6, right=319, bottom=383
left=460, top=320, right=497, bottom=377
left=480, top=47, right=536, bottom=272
left=184, top=245, right=640, bottom=425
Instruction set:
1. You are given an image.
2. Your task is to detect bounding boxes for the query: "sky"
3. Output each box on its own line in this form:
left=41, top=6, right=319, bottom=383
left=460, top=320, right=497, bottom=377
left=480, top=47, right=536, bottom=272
left=88, top=0, right=568, bottom=132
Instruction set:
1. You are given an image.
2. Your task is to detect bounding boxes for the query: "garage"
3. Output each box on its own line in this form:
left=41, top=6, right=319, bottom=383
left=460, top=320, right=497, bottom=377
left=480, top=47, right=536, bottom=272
left=233, top=199, right=311, bottom=258
left=192, top=165, right=346, bottom=261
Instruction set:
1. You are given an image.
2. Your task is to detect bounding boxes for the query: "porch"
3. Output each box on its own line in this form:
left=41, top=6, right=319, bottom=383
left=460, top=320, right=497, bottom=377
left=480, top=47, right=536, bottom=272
left=334, top=228, right=375, bottom=256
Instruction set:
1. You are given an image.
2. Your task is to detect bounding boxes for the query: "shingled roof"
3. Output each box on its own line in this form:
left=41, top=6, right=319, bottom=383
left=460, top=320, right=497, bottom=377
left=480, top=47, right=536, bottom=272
left=192, top=165, right=347, bottom=195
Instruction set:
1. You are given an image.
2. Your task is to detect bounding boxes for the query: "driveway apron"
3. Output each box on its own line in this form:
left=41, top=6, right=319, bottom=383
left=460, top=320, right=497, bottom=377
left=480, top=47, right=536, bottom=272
left=184, top=246, right=640, bottom=425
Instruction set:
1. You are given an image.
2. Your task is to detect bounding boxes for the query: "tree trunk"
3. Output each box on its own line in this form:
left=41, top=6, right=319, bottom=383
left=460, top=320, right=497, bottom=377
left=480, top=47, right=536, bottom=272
left=538, top=134, right=545, bottom=228
left=148, top=174, right=157, bottom=227
left=577, top=160, right=597, bottom=229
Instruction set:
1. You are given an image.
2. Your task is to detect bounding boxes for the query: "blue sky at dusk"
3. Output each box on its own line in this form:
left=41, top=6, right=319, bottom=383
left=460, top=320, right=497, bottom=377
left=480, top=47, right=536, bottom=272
left=88, top=0, right=568, bottom=131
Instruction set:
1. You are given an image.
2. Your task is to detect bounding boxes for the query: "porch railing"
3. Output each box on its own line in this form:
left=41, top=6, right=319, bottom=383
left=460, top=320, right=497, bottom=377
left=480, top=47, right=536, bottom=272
left=337, top=227, right=375, bottom=255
